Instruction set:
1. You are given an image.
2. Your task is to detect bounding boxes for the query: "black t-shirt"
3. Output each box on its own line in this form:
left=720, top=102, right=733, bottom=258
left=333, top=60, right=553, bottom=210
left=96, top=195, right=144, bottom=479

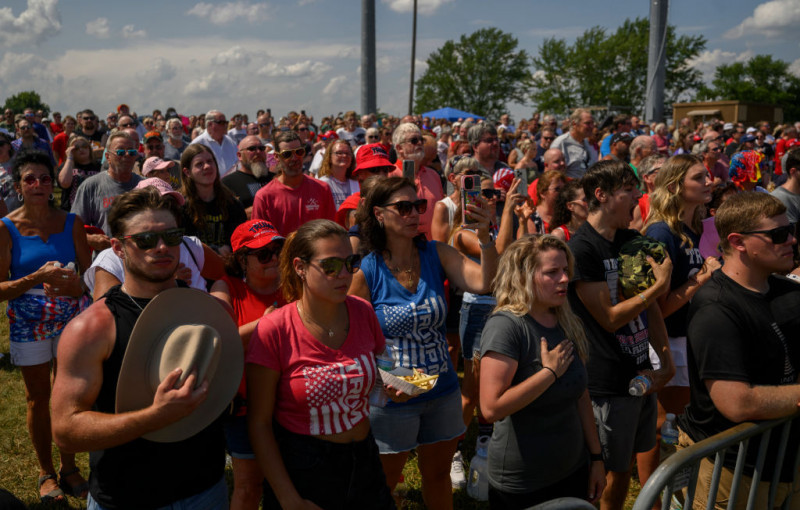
left=679, top=271, right=800, bottom=481
left=568, top=221, right=653, bottom=396
left=221, top=170, right=272, bottom=209
left=182, top=196, right=247, bottom=252
left=74, top=129, right=104, bottom=144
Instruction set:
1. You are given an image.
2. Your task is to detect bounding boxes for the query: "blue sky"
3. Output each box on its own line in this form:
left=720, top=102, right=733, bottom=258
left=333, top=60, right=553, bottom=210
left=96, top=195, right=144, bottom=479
left=1, top=0, right=798, bottom=122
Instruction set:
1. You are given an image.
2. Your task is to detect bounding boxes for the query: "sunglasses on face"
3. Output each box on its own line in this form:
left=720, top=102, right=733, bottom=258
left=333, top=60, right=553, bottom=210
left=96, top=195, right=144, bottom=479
left=249, top=241, right=284, bottom=263
left=404, top=137, right=423, bottom=145
left=244, top=145, right=267, bottom=153
left=118, top=122, right=134, bottom=128
left=277, top=147, right=306, bottom=160
left=115, top=149, right=139, bottom=157
left=22, top=174, right=53, bottom=186
left=18, top=125, right=31, bottom=131
left=210, top=119, right=227, bottom=125
left=481, top=189, right=501, bottom=199
left=306, top=254, right=362, bottom=277
left=119, top=228, right=185, bottom=249
left=297, top=127, right=309, bottom=132
left=367, top=135, right=379, bottom=140
left=383, top=199, right=428, bottom=216
left=542, top=136, right=555, bottom=141
left=739, top=224, right=795, bottom=244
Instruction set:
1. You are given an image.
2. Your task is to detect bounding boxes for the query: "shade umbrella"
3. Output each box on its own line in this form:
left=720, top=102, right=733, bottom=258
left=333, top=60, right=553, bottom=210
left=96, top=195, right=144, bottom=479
left=421, top=107, right=485, bottom=122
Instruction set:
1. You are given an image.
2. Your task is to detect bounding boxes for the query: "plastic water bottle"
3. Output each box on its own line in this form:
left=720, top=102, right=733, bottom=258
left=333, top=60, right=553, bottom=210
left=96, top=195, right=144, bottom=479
left=369, top=347, right=395, bottom=408
left=662, top=413, right=679, bottom=445
left=628, top=374, right=652, bottom=396
left=466, top=436, right=490, bottom=501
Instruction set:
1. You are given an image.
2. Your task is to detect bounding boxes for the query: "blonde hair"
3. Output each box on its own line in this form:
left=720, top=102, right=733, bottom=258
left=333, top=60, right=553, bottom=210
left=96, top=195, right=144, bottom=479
left=493, top=236, right=588, bottom=360
left=644, top=154, right=704, bottom=248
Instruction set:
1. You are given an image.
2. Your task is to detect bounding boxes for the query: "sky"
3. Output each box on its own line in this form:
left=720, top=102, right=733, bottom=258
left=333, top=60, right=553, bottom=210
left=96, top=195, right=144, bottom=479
left=1, top=0, right=798, bottom=123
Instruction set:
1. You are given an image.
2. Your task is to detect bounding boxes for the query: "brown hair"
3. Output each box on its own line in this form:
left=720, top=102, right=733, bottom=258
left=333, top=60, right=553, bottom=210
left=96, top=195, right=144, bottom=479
left=180, top=143, right=238, bottom=231
left=537, top=170, right=567, bottom=203
left=108, top=187, right=181, bottom=238
left=279, top=219, right=348, bottom=302
left=318, top=140, right=355, bottom=179
left=715, top=192, right=786, bottom=254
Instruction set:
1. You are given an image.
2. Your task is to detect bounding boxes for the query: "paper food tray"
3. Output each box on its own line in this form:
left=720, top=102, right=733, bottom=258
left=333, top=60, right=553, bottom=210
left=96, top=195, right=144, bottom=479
left=379, top=367, right=438, bottom=396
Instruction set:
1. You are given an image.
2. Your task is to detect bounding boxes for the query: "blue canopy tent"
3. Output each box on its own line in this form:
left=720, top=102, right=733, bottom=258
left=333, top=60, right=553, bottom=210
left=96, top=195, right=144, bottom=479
left=420, top=107, right=484, bottom=122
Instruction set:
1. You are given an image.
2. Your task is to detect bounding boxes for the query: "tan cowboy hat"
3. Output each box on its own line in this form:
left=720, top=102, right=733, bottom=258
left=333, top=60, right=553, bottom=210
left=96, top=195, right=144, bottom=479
left=115, top=287, right=243, bottom=443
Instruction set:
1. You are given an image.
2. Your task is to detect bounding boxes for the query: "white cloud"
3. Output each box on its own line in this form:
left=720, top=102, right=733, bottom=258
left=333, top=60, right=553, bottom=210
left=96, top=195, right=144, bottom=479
left=147, top=57, right=177, bottom=82
left=687, top=49, right=754, bottom=82
left=790, top=58, right=800, bottom=78
left=257, top=60, right=331, bottom=79
left=725, top=0, right=800, bottom=39
left=122, top=24, right=147, bottom=39
left=184, top=72, right=232, bottom=97
left=0, top=0, right=61, bottom=47
left=85, top=17, right=109, bottom=38
left=322, top=75, right=348, bottom=96
left=212, top=46, right=257, bottom=66
left=187, top=1, right=272, bottom=25
left=382, top=0, right=454, bottom=16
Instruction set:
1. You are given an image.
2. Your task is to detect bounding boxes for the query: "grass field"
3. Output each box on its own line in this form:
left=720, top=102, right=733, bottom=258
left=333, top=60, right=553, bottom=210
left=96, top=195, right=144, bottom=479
left=0, top=301, right=640, bottom=508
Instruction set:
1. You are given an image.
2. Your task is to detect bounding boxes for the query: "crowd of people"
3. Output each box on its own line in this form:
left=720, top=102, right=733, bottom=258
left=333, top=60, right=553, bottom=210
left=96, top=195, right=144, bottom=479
left=1, top=102, right=800, bottom=510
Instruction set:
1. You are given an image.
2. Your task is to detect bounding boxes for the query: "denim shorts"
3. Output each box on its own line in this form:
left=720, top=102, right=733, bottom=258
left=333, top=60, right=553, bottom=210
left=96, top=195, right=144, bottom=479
left=459, top=302, right=494, bottom=360
left=262, top=424, right=395, bottom=510
left=369, top=388, right=466, bottom=454
left=224, top=414, right=255, bottom=460
left=88, top=477, right=228, bottom=510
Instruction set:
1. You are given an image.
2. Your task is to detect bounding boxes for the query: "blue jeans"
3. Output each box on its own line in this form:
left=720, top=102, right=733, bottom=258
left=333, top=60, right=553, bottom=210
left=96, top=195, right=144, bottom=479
left=87, top=477, right=228, bottom=510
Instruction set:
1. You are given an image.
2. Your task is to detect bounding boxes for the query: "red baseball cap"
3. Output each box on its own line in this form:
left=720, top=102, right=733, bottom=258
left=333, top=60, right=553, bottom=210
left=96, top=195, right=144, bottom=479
left=354, top=143, right=393, bottom=177
left=231, top=220, right=284, bottom=253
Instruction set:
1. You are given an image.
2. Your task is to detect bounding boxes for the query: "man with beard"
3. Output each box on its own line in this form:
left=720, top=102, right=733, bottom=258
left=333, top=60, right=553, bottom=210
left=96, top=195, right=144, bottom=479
left=72, top=132, right=143, bottom=251
left=164, top=118, right=189, bottom=161
left=251, top=131, right=335, bottom=235
left=222, top=135, right=273, bottom=218
left=75, top=109, right=105, bottom=160
left=602, top=132, right=633, bottom=163
left=388, top=122, right=443, bottom=239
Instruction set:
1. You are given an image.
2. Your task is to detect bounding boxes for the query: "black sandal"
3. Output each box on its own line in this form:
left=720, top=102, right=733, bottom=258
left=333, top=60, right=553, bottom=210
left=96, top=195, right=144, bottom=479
left=58, top=468, right=89, bottom=499
left=38, top=473, right=65, bottom=503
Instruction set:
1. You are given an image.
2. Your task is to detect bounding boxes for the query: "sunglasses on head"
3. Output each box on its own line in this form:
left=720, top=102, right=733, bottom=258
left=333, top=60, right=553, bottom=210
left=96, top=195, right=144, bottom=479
left=739, top=224, right=795, bottom=244
left=481, top=189, right=501, bottom=199
left=115, top=149, right=139, bottom=157
left=277, top=147, right=306, bottom=160
left=22, top=174, right=53, bottom=186
left=249, top=241, right=284, bottom=263
left=383, top=199, right=428, bottom=216
left=119, top=228, right=184, bottom=249
left=306, top=254, right=362, bottom=277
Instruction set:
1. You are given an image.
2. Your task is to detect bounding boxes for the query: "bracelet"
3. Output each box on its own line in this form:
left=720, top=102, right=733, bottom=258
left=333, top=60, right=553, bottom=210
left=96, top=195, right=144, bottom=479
left=638, top=293, right=648, bottom=306
left=542, top=366, right=558, bottom=382
left=589, top=452, right=604, bottom=463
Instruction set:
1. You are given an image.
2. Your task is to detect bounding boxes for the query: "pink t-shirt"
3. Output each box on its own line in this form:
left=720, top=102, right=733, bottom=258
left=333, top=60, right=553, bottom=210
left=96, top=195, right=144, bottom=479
left=251, top=176, right=336, bottom=236
left=246, top=296, right=386, bottom=436
left=389, top=163, right=444, bottom=240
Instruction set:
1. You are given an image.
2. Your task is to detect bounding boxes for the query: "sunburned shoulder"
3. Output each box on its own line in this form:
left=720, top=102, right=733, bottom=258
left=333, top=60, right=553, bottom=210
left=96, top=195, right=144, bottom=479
left=60, top=299, right=115, bottom=354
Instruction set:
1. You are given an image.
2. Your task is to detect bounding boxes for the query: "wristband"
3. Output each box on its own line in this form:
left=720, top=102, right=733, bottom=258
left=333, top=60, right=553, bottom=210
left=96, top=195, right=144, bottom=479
left=542, top=366, right=558, bottom=382
left=638, top=293, right=648, bottom=306
left=589, top=452, right=604, bottom=463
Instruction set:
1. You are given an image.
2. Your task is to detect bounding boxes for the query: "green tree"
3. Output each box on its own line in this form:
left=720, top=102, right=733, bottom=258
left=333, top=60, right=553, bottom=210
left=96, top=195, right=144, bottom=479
left=3, top=90, right=50, bottom=116
left=531, top=18, right=705, bottom=115
left=698, top=55, right=800, bottom=120
left=414, top=28, right=532, bottom=119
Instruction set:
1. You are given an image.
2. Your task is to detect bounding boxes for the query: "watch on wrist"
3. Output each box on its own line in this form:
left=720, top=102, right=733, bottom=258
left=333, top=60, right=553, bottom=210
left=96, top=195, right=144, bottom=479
left=590, top=452, right=604, bottom=463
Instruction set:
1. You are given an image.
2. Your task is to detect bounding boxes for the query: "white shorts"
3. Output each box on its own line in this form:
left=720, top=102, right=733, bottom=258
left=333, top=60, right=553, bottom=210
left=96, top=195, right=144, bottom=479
left=10, top=336, right=59, bottom=367
left=648, top=336, right=689, bottom=387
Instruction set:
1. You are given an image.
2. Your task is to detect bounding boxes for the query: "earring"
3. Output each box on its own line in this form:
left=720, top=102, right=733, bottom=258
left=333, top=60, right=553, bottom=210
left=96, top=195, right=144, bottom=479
left=379, top=220, right=384, bottom=229
left=49, top=193, right=54, bottom=201
left=17, top=193, right=23, bottom=203
left=298, top=272, right=305, bottom=281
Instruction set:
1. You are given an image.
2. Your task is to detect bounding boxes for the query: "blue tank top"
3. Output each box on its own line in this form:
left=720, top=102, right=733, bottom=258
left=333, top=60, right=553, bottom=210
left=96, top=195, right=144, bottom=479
left=360, top=240, right=457, bottom=404
left=3, top=213, right=77, bottom=287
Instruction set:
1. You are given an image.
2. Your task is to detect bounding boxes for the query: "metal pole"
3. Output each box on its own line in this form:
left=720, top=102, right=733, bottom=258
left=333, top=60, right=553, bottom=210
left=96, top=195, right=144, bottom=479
left=408, top=0, right=417, bottom=115
left=644, top=0, right=668, bottom=123
left=361, top=0, right=376, bottom=116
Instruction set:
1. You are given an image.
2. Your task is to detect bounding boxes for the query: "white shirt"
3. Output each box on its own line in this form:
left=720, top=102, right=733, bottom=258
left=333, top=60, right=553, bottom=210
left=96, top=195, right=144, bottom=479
left=191, top=130, right=240, bottom=177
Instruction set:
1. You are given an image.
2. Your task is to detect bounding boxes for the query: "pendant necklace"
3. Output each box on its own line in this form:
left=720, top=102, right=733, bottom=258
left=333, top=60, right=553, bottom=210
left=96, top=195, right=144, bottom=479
left=297, top=302, right=337, bottom=338
left=121, top=286, right=144, bottom=312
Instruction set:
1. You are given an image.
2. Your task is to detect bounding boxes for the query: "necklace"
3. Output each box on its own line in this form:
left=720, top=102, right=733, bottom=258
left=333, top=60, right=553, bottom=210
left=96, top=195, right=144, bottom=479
left=121, top=286, right=144, bottom=312
left=297, top=302, right=340, bottom=338
left=387, top=257, right=417, bottom=287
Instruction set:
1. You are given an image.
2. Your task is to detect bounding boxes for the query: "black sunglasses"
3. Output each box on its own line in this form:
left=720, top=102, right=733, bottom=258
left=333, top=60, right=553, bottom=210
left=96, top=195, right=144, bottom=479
left=383, top=199, right=428, bottom=216
left=739, top=224, right=795, bottom=244
left=306, top=254, right=362, bottom=277
left=249, top=241, right=284, bottom=263
left=119, top=228, right=184, bottom=249
left=481, top=189, right=501, bottom=199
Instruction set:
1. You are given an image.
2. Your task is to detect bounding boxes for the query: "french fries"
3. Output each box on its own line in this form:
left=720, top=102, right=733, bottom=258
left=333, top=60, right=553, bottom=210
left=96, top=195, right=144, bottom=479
left=398, top=368, right=439, bottom=390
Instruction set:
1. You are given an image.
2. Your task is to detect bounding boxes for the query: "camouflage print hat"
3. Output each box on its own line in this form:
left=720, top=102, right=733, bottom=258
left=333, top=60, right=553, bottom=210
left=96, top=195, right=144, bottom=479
left=617, top=235, right=667, bottom=299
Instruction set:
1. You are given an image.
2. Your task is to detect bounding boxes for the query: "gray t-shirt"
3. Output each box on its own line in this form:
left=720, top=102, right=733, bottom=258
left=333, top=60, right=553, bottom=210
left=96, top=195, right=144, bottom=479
left=71, top=171, right=142, bottom=235
left=480, top=311, right=588, bottom=493
left=772, top=186, right=800, bottom=224
left=551, top=133, right=596, bottom=179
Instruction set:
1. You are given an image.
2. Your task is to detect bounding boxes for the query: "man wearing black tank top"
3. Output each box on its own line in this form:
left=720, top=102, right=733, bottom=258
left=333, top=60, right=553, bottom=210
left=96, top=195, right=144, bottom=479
left=52, top=187, right=229, bottom=509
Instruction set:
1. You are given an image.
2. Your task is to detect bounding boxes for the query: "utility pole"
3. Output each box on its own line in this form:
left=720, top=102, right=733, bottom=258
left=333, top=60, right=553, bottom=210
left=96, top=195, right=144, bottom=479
left=408, top=0, right=417, bottom=115
left=644, top=0, right=668, bottom=123
left=361, top=0, right=376, bottom=116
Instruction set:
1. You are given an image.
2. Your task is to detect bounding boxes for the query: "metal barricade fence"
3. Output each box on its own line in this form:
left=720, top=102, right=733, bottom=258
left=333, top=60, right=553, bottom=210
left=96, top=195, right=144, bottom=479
left=633, top=413, right=800, bottom=510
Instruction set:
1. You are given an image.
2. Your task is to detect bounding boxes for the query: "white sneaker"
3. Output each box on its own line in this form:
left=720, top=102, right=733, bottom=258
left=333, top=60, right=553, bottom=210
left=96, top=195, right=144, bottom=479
left=450, top=451, right=467, bottom=489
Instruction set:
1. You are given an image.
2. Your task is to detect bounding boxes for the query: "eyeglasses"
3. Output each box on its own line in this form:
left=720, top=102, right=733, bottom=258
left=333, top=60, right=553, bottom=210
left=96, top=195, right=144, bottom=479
left=277, top=147, right=306, bottom=160
left=73, top=144, right=90, bottom=150
left=382, top=199, right=428, bottom=216
left=709, top=147, right=723, bottom=153
left=249, top=242, right=284, bottom=263
left=305, top=254, right=362, bottom=277
left=367, top=135, right=379, bottom=140
left=738, top=224, right=795, bottom=244
left=115, top=149, right=139, bottom=157
left=119, top=228, right=185, bottom=249
left=22, top=174, right=53, bottom=186
left=333, top=151, right=351, bottom=157
left=83, top=116, right=96, bottom=121
left=404, top=137, right=423, bottom=145
left=542, top=136, right=555, bottom=141
left=244, top=145, right=267, bottom=153
left=481, top=189, right=501, bottom=199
